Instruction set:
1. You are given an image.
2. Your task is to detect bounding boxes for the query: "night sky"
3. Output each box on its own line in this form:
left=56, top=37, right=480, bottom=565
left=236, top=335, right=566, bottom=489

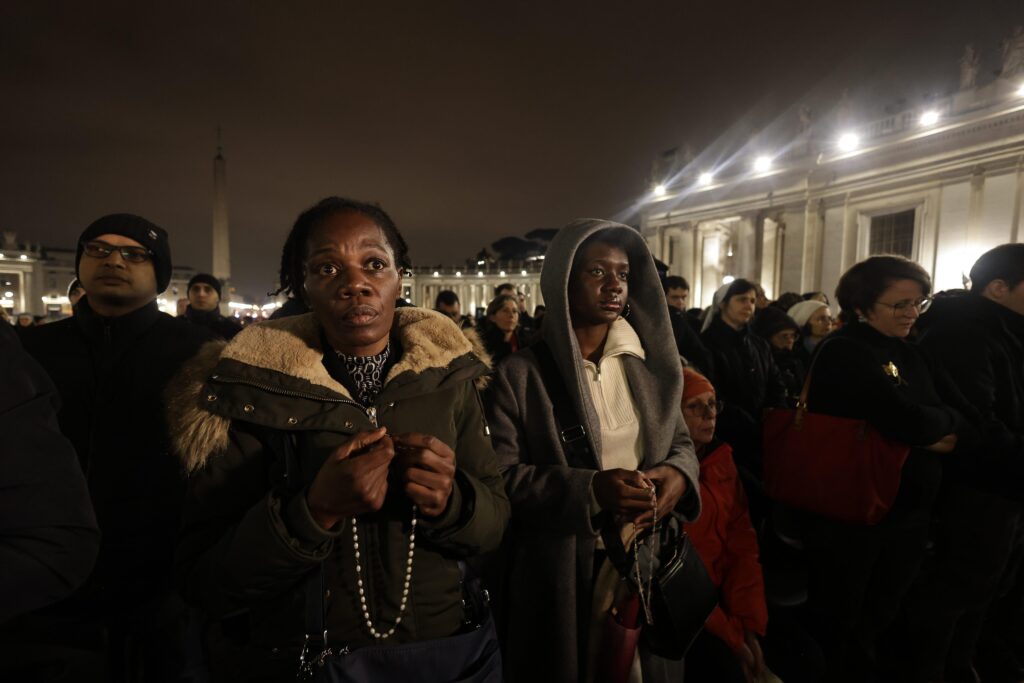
left=2, top=1, right=1021, bottom=299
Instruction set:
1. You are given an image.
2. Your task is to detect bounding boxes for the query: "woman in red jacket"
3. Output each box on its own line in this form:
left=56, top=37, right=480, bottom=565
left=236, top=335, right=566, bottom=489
left=681, top=367, right=771, bottom=682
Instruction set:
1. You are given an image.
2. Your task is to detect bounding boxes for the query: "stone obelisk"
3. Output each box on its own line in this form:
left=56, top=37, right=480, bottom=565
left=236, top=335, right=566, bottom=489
left=212, top=128, right=231, bottom=293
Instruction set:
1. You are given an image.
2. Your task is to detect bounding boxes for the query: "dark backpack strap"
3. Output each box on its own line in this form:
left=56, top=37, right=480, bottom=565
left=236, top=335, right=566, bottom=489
left=532, top=340, right=595, bottom=468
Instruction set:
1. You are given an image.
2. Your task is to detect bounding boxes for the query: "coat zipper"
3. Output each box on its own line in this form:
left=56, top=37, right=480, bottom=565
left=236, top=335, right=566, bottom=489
left=211, top=374, right=383, bottom=426
left=210, top=374, right=362, bottom=408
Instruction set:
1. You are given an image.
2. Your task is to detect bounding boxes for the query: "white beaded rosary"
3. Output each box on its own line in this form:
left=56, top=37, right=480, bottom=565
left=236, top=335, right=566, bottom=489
left=351, top=505, right=418, bottom=640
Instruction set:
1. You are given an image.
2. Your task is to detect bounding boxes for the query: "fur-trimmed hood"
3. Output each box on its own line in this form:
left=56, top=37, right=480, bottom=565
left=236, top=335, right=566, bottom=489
left=167, top=307, right=491, bottom=474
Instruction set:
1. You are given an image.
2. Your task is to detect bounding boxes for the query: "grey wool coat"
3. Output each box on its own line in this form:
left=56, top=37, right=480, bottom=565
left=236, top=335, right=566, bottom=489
left=486, top=219, right=701, bottom=683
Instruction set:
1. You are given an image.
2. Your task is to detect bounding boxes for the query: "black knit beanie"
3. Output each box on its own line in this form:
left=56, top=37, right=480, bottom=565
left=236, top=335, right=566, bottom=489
left=76, top=214, right=173, bottom=292
left=188, top=273, right=222, bottom=299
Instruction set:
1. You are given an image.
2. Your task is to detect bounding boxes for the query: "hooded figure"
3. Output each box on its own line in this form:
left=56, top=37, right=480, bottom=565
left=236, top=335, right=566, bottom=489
left=486, top=219, right=700, bottom=683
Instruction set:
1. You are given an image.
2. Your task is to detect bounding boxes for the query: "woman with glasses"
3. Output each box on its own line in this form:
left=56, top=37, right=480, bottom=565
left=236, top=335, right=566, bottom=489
left=786, top=299, right=834, bottom=368
left=800, top=255, right=959, bottom=682
left=678, top=367, right=772, bottom=683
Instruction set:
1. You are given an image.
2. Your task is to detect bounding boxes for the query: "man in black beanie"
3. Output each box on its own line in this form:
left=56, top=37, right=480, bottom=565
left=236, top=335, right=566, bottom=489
left=183, top=272, right=242, bottom=340
left=9, top=214, right=213, bottom=682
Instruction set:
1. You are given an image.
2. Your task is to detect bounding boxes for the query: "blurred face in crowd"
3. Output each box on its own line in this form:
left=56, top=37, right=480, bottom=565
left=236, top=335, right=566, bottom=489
left=720, top=289, right=757, bottom=329
left=807, top=307, right=834, bottom=339
left=770, top=329, right=799, bottom=351
left=666, top=286, right=689, bottom=311
left=569, top=241, right=629, bottom=328
left=754, top=285, right=770, bottom=310
left=188, top=282, right=220, bottom=312
left=862, top=278, right=926, bottom=339
left=489, top=299, right=519, bottom=334
left=682, top=390, right=718, bottom=447
left=303, top=210, right=401, bottom=356
left=17, top=314, right=34, bottom=327
left=78, top=233, right=158, bottom=313
left=437, top=300, right=461, bottom=320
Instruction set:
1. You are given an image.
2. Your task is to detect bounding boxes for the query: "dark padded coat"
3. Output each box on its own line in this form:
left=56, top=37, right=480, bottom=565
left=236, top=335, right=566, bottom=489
left=170, top=309, right=509, bottom=679
left=0, top=323, right=99, bottom=623
left=17, top=297, right=212, bottom=614
left=918, top=293, right=1024, bottom=501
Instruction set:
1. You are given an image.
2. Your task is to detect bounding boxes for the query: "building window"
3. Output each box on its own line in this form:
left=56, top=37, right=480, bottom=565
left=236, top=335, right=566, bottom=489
left=869, top=209, right=915, bottom=258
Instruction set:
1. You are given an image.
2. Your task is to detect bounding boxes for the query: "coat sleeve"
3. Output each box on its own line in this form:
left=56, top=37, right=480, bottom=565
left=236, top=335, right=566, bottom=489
left=923, top=327, right=1024, bottom=480
left=0, top=325, right=100, bottom=623
left=174, top=427, right=339, bottom=616
left=718, top=464, right=768, bottom=637
left=417, top=382, right=511, bottom=555
left=658, top=410, right=702, bottom=522
left=486, top=363, right=602, bottom=537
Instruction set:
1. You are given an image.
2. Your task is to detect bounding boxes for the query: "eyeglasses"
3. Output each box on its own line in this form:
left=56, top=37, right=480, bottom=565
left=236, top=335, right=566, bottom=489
left=875, top=296, right=933, bottom=316
left=682, top=399, right=724, bottom=418
left=81, top=240, right=153, bottom=264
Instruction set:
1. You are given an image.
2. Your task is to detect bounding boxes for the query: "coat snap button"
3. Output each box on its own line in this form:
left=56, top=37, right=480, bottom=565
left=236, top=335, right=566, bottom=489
left=243, top=404, right=255, bottom=413
left=206, top=394, right=217, bottom=402
left=287, top=417, right=298, bottom=425
left=344, top=420, right=354, bottom=429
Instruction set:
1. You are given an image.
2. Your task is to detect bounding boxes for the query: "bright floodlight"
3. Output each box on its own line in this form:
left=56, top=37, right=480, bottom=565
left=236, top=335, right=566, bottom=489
left=653, top=184, right=667, bottom=197
left=520, top=270, right=527, bottom=276
left=722, top=275, right=736, bottom=285
left=753, top=156, right=772, bottom=173
left=19, top=254, right=28, bottom=260
left=432, top=271, right=439, bottom=277
left=1017, top=83, right=1024, bottom=97
left=698, top=172, right=714, bottom=186
left=837, top=132, right=860, bottom=152
left=919, top=110, right=940, bottom=126
left=477, top=271, right=484, bottom=277
left=455, top=271, right=462, bottom=277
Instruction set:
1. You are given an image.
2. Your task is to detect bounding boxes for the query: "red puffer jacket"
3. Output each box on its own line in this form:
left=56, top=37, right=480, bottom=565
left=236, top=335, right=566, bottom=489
left=685, top=441, right=768, bottom=653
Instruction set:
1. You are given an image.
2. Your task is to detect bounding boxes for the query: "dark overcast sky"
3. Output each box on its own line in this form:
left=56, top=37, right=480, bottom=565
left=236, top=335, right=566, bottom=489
left=1, top=1, right=1021, bottom=299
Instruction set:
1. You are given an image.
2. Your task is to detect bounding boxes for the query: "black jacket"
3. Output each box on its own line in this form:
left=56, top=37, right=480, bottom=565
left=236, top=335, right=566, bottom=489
left=670, top=306, right=714, bottom=376
left=18, top=297, right=212, bottom=614
left=184, top=305, right=243, bottom=340
left=918, top=293, right=1024, bottom=501
left=701, top=317, right=787, bottom=467
left=807, top=320, right=959, bottom=514
left=0, top=323, right=99, bottom=623
left=770, top=348, right=805, bottom=407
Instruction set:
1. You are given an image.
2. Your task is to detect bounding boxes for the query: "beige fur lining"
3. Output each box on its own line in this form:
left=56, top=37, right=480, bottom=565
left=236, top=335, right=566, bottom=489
left=169, top=307, right=487, bottom=473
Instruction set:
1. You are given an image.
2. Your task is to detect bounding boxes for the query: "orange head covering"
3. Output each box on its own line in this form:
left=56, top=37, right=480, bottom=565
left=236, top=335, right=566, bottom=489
left=682, top=367, right=715, bottom=402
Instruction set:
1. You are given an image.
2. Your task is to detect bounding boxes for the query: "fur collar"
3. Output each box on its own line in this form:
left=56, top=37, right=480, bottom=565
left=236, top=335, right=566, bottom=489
left=167, top=307, right=491, bottom=473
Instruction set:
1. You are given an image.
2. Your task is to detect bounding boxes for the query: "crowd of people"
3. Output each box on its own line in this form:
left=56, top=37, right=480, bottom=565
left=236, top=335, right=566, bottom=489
left=1, top=201, right=1022, bottom=683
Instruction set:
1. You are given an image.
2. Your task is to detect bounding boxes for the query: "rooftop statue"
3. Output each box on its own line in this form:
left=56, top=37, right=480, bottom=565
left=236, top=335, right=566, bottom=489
left=1002, top=25, right=1024, bottom=78
left=960, top=43, right=980, bottom=90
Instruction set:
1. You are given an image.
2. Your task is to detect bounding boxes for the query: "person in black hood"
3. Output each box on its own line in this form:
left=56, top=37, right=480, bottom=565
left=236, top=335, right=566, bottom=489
left=487, top=219, right=700, bottom=683
left=10, top=214, right=212, bottom=682
left=799, top=256, right=959, bottom=683
left=897, top=243, right=1024, bottom=683
left=751, top=305, right=804, bottom=404
left=182, top=273, right=242, bottom=340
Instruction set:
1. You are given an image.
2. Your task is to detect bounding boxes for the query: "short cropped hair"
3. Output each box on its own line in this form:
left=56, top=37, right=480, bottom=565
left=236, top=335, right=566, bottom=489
left=663, top=275, right=690, bottom=292
left=970, top=244, right=1024, bottom=292
left=434, top=290, right=459, bottom=308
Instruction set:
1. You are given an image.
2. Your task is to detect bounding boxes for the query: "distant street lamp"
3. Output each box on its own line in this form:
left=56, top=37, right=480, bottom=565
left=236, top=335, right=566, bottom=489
left=919, top=110, right=940, bottom=126
left=653, top=184, right=667, bottom=197
left=753, top=156, right=772, bottom=173
left=698, top=172, right=714, bottom=186
left=837, top=132, right=860, bottom=152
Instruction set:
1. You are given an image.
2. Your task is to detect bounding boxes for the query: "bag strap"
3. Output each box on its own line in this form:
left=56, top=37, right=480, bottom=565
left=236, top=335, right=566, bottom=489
left=793, top=336, right=840, bottom=424
left=532, top=340, right=595, bottom=467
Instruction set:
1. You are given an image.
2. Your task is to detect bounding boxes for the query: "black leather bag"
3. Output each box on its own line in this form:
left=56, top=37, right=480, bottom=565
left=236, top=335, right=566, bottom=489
left=642, top=520, right=718, bottom=659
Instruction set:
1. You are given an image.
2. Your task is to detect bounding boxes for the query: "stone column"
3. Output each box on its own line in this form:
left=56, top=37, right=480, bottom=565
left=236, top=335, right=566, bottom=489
left=801, top=198, right=825, bottom=292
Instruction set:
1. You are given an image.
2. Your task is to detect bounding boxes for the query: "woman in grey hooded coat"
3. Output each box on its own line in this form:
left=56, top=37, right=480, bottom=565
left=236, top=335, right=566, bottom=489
left=486, top=219, right=701, bottom=682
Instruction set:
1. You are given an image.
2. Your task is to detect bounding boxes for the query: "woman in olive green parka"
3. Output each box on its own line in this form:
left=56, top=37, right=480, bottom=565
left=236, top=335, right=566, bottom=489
left=169, top=198, right=509, bottom=681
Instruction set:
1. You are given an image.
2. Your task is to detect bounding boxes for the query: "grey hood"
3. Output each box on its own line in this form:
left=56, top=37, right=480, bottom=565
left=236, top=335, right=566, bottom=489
left=540, top=218, right=684, bottom=460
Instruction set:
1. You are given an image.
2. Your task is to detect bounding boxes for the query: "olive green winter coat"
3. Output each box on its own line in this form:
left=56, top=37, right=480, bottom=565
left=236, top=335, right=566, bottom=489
left=169, top=308, right=509, bottom=680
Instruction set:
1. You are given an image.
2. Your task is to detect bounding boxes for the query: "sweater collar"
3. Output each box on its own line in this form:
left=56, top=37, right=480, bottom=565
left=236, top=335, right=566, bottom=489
left=598, top=317, right=646, bottom=362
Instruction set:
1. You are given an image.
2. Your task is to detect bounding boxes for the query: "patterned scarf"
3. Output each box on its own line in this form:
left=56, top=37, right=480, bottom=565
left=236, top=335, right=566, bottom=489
left=335, top=342, right=391, bottom=406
